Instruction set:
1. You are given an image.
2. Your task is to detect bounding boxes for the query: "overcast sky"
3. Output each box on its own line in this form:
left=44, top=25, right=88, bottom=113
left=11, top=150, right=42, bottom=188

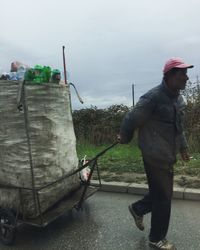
left=1, top=0, right=200, bottom=109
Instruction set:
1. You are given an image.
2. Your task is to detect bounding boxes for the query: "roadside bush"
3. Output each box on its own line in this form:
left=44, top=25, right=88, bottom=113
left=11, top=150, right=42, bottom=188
left=73, top=80, right=200, bottom=151
left=182, top=80, right=200, bottom=151
left=73, top=104, right=130, bottom=144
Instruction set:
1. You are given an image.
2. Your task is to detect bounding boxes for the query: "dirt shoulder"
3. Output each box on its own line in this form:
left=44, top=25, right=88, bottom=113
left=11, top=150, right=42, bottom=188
left=93, top=171, right=200, bottom=189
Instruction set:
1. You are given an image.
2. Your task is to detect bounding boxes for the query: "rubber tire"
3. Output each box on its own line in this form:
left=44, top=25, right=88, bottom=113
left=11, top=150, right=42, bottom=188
left=0, top=209, right=16, bottom=245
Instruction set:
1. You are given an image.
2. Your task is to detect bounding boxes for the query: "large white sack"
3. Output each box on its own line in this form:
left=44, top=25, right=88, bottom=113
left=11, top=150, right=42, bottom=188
left=0, top=80, right=80, bottom=218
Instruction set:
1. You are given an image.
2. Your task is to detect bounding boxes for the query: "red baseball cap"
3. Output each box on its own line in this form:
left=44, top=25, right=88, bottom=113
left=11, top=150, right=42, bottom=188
left=163, top=57, right=193, bottom=74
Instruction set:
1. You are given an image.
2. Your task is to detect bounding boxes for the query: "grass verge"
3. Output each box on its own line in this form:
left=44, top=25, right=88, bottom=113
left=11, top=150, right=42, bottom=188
left=77, top=142, right=144, bottom=173
left=76, top=142, right=200, bottom=187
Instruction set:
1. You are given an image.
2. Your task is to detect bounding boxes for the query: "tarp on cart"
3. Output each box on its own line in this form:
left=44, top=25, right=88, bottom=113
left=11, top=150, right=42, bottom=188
left=0, top=80, right=79, bottom=218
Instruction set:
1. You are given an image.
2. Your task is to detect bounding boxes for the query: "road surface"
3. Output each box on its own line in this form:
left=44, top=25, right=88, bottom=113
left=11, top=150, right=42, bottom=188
left=1, top=191, right=200, bottom=250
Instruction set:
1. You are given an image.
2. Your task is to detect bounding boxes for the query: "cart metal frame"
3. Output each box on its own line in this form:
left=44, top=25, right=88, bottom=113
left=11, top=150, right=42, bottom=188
left=0, top=142, right=117, bottom=245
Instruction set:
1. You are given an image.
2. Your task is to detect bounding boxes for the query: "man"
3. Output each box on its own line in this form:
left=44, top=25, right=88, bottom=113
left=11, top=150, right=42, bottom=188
left=118, top=57, right=193, bottom=250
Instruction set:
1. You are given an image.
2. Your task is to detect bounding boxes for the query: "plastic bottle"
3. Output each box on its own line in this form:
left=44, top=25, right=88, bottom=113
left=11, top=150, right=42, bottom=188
left=33, top=65, right=43, bottom=83
left=24, top=68, right=35, bottom=81
left=42, top=66, right=51, bottom=83
left=51, top=69, right=61, bottom=83
left=17, top=66, right=26, bottom=80
left=9, top=72, right=19, bottom=81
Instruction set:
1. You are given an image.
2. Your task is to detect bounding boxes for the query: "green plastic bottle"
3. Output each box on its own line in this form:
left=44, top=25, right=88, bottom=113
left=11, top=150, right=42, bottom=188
left=24, top=68, right=35, bottom=81
left=42, top=66, right=51, bottom=83
left=33, top=65, right=43, bottom=83
left=51, top=69, right=61, bottom=83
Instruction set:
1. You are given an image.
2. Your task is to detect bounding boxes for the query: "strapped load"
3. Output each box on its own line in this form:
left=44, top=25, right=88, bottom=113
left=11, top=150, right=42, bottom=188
left=0, top=80, right=79, bottom=218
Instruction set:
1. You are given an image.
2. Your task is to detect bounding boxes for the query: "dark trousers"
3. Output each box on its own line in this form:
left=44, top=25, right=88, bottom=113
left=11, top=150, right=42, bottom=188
left=132, top=160, right=174, bottom=242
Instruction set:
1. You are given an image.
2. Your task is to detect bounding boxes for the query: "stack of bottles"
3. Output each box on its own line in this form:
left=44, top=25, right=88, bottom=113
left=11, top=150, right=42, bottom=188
left=25, top=65, right=61, bottom=84
left=1, top=61, right=61, bottom=84
left=9, top=61, right=29, bottom=81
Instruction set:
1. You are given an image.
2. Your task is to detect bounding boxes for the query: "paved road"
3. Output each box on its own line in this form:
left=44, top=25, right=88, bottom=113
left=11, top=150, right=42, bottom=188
left=1, top=191, right=200, bottom=250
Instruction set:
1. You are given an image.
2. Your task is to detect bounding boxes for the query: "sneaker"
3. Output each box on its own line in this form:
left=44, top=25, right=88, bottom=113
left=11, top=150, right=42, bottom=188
left=128, top=204, right=144, bottom=231
left=149, top=239, right=177, bottom=249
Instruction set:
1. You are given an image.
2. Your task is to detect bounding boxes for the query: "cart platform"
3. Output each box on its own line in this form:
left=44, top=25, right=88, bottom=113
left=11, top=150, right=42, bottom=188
left=0, top=142, right=118, bottom=245
left=20, top=185, right=98, bottom=227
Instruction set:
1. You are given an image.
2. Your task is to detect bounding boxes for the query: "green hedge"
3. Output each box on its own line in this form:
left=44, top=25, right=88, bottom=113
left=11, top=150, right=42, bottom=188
left=73, top=82, right=200, bottom=151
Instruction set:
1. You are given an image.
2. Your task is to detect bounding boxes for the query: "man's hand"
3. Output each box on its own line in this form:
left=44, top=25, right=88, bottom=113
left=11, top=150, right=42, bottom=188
left=117, top=134, right=122, bottom=143
left=181, top=150, right=190, bottom=162
left=117, top=134, right=129, bottom=144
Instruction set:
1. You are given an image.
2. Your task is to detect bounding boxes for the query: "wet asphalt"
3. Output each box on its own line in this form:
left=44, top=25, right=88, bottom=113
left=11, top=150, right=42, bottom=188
left=1, top=191, right=200, bottom=250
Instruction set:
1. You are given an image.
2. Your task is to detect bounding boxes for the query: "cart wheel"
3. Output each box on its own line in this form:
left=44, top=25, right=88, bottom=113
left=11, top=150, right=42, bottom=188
left=0, top=209, right=16, bottom=245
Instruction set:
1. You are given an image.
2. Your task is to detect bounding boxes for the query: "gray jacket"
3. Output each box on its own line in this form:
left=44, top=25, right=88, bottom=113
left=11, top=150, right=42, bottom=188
left=120, top=81, right=188, bottom=166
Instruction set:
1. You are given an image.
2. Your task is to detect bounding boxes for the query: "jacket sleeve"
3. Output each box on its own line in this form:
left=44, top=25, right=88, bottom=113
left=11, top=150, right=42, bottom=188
left=120, top=94, right=156, bottom=143
left=179, top=131, right=188, bottom=152
left=177, top=95, right=188, bottom=152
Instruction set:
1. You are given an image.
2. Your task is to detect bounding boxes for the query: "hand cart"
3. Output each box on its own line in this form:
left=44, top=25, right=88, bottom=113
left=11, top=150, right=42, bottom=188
left=0, top=142, right=117, bottom=245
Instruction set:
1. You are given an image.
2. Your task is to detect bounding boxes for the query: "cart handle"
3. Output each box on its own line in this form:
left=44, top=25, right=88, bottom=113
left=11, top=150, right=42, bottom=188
left=36, top=141, right=119, bottom=191
left=88, top=141, right=118, bottom=161
left=0, top=142, right=118, bottom=192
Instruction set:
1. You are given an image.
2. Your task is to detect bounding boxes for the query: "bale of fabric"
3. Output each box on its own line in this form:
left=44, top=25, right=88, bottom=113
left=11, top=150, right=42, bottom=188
left=0, top=80, right=80, bottom=218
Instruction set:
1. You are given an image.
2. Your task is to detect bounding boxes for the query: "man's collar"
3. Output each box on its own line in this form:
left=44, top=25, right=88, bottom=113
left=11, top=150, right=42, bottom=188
left=161, top=80, right=180, bottom=99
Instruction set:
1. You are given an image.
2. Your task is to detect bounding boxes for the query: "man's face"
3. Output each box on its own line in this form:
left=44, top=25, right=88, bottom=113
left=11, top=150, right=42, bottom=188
left=171, top=69, right=189, bottom=90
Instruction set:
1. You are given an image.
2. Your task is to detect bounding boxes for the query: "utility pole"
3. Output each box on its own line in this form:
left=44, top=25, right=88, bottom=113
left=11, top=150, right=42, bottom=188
left=132, top=84, right=135, bottom=107
left=196, top=75, right=199, bottom=84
